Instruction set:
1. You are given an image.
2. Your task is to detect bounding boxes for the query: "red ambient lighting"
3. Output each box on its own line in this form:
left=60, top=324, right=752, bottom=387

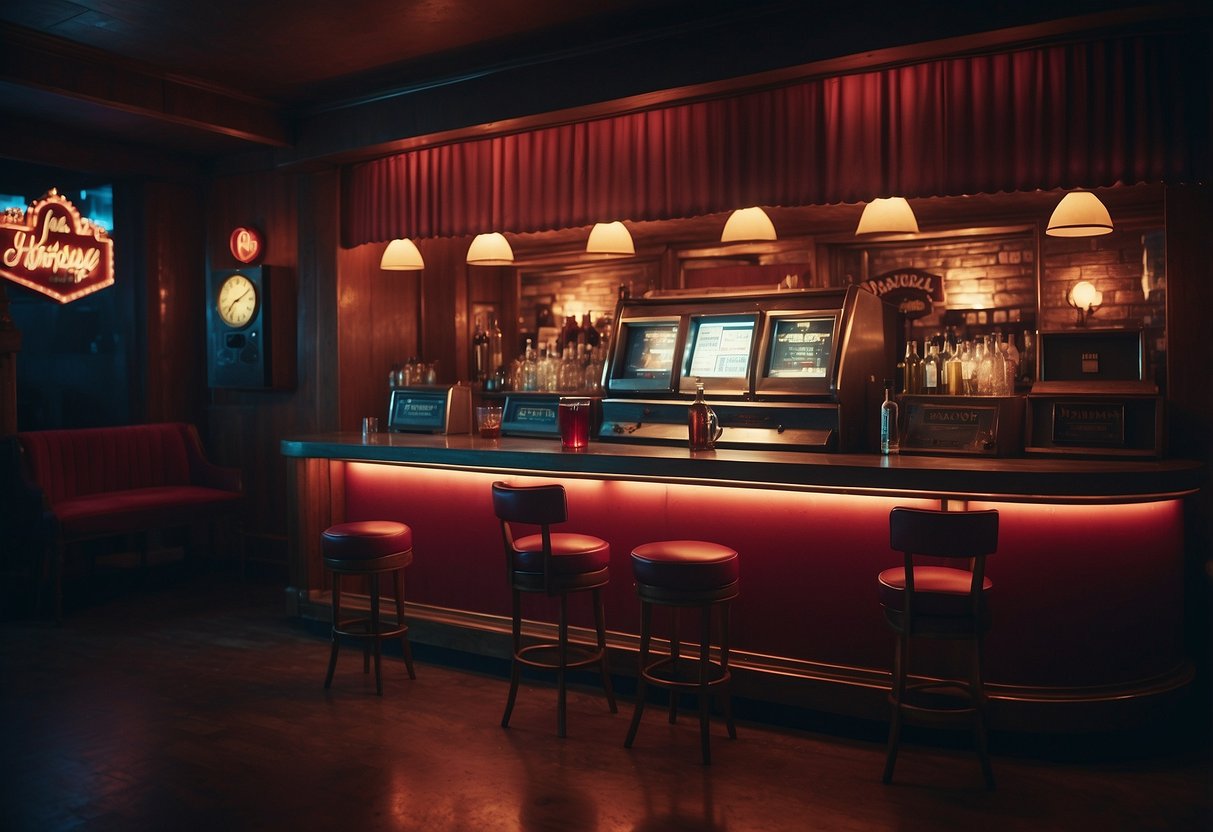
left=229, top=226, right=263, bottom=264
left=0, top=190, right=114, bottom=303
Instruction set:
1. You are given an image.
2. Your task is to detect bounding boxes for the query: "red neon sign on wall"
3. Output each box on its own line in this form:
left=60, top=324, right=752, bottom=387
left=0, top=189, right=115, bottom=303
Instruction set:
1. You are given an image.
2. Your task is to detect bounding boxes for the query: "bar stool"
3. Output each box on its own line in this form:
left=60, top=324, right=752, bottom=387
left=491, top=481, right=617, bottom=737
left=878, top=506, right=999, bottom=789
left=624, top=540, right=739, bottom=765
left=321, top=520, right=417, bottom=695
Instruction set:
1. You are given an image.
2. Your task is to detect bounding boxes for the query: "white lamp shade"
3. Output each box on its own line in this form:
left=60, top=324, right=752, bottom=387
left=586, top=221, right=635, bottom=255
left=466, top=232, right=514, bottom=265
left=1068, top=280, right=1103, bottom=309
left=380, top=238, right=425, bottom=270
left=855, top=197, right=919, bottom=235
left=721, top=207, right=777, bottom=242
left=1046, top=192, right=1114, bottom=237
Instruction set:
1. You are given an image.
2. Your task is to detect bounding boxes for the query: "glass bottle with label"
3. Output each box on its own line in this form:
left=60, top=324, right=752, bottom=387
left=880, top=380, right=900, bottom=455
left=472, top=317, right=489, bottom=382
left=923, top=343, right=941, bottom=394
left=688, top=380, right=722, bottom=451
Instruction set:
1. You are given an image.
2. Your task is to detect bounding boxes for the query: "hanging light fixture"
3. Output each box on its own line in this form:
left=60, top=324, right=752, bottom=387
left=855, top=197, right=919, bottom=235
left=721, top=207, right=777, bottom=242
left=466, top=232, right=514, bottom=265
left=586, top=221, right=635, bottom=255
left=379, top=238, right=425, bottom=270
left=1046, top=191, right=1114, bottom=237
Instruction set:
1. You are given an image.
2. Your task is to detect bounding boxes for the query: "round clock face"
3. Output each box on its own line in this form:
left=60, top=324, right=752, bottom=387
left=217, top=273, right=258, bottom=328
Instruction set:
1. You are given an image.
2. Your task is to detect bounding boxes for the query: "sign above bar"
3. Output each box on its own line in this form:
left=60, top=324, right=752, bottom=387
left=858, top=268, right=944, bottom=319
left=0, top=190, right=114, bottom=303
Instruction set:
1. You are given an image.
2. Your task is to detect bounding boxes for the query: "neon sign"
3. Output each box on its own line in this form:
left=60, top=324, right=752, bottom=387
left=0, top=189, right=114, bottom=303
left=229, top=226, right=263, bottom=264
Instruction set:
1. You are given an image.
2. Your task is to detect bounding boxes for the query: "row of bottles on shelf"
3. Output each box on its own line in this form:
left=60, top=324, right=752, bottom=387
left=473, top=311, right=610, bottom=393
left=389, top=358, right=439, bottom=387
left=897, top=329, right=1036, bottom=396
left=506, top=338, right=607, bottom=394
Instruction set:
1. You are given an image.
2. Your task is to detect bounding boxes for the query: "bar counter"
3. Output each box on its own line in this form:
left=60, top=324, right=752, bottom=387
left=282, top=432, right=1204, bottom=731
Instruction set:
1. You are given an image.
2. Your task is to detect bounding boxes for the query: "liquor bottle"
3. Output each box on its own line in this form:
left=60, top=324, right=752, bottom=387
left=1004, top=333, right=1020, bottom=390
left=880, top=380, right=900, bottom=455
left=923, top=343, right=941, bottom=394
left=472, top=317, right=489, bottom=382
left=522, top=339, right=538, bottom=391
left=945, top=349, right=964, bottom=395
left=688, top=379, right=721, bottom=451
left=905, top=340, right=924, bottom=394
left=991, top=333, right=1009, bottom=396
left=580, top=312, right=601, bottom=347
left=488, top=316, right=504, bottom=378
left=976, top=336, right=994, bottom=395
left=1019, top=329, right=1035, bottom=384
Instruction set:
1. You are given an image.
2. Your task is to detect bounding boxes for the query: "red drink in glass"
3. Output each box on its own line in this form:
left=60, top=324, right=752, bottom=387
left=558, top=397, right=591, bottom=449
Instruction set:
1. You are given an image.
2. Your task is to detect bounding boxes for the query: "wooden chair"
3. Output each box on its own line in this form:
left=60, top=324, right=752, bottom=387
left=878, top=506, right=999, bottom=788
left=492, top=481, right=616, bottom=737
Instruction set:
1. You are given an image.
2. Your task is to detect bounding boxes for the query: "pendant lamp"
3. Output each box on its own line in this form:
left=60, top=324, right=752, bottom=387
left=586, top=221, right=635, bottom=255
left=466, top=232, right=514, bottom=265
left=721, top=207, right=777, bottom=242
left=1046, top=192, right=1114, bottom=237
left=379, top=238, right=425, bottom=270
left=855, top=197, right=919, bottom=235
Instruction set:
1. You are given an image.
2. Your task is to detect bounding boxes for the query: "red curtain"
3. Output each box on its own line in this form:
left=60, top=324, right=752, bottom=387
left=342, top=32, right=1208, bottom=247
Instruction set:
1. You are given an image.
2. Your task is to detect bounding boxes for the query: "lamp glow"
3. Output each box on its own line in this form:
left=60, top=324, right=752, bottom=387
left=466, top=232, right=514, bottom=266
left=1046, top=192, right=1113, bottom=237
left=1067, top=280, right=1104, bottom=326
left=379, top=238, right=425, bottom=270
left=855, top=197, right=919, bottom=235
left=586, top=221, right=635, bottom=255
left=721, top=207, right=777, bottom=242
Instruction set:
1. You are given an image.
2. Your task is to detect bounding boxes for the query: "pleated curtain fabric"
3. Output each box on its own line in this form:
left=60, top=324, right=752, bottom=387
left=341, top=31, right=1209, bottom=247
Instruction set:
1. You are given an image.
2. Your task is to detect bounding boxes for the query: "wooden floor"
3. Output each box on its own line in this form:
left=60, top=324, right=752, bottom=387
left=1, top=560, right=1209, bottom=831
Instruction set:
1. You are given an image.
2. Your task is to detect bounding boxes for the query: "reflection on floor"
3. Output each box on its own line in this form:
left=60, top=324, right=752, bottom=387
left=1, top=561, right=1209, bottom=831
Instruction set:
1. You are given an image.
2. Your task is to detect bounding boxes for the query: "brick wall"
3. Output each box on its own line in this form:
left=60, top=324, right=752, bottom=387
left=867, top=234, right=1037, bottom=344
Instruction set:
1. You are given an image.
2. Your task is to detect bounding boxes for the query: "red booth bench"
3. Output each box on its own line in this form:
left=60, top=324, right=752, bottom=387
left=16, top=422, right=243, bottom=621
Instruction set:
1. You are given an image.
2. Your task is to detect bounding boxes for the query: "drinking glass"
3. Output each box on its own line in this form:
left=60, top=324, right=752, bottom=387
left=557, top=397, right=591, bottom=450
left=476, top=405, right=503, bottom=439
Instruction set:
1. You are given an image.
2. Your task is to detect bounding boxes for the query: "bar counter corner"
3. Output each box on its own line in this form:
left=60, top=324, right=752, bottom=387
left=281, top=431, right=1204, bottom=733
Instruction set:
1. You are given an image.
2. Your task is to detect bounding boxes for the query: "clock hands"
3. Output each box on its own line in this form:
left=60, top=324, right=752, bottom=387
left=225, top=287, right=252, bottom=317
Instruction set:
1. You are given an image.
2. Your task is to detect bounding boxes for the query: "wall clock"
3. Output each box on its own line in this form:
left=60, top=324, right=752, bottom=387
left=207, top=266, right=295, bottom=389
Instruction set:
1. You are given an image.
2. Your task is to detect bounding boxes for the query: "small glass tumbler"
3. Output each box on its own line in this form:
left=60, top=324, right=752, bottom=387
left=361, top=416, right=379, bottom=441
left=476, top=405, right=503, bottom=439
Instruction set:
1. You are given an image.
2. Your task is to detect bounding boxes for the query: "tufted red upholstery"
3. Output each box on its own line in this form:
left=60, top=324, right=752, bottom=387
left=322, top=521, right=413, bottom=560
left=631, top=540, right=740, bottom=591
left=510, top=532, right=610, bottom=576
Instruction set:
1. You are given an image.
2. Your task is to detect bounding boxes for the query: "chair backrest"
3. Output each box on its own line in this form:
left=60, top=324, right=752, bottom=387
left=889, top=507, right=999, bottom=628
left=890, top=507, right=999, bottom=560
left=491, top=482, right=567, bottom=526
left=492, top=482, right=567, bottom=584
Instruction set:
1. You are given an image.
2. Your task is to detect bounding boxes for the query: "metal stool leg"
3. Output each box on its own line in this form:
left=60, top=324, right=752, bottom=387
left=557, top=593, right=570, bottom=738
left=668, top=609, right=681, bottom=724
left=394, top=567, right=416, bottom=680
left=502, top=588, right=522, bottom=728
left=324, top=573, right=341, bottom=689
left=370, top=574, right=383, bottom=695
left=721, top=601, right=736, bottom=739
left=625, top=600, right=653, bottom=749
left=883, top=631, right=909, bottom=784
left=594, top=587, right=617, bottom=713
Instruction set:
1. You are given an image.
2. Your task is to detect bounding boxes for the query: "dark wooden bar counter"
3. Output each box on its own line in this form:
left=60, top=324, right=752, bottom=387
left=282, top=432, right=1203, bottom=731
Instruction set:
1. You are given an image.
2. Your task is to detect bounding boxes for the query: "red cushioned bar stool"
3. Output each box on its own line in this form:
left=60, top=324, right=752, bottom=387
left=492, top=482, right=617, bottom=738
left=321, top=520, right=417, bottom=696
left=878, top=507, right=999, bottom=789
left=624, top=540, right=739, bottom=765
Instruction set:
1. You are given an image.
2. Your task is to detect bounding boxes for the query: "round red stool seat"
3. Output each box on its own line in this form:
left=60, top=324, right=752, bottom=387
left=631, top=540, right=739, bottom=604
left=878, top=565, right=992, bottom=618
left=322, top=520, right=412, bottom=560
left=512, top=532, right=610, bottom=575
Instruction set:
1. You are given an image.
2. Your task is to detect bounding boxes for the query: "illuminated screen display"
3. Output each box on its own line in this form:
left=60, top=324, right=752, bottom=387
left=619, top=322, right=679, bottom=380
left=766, top=317, right=834, bottom=378
left=686, top=318, right=755, bottom=378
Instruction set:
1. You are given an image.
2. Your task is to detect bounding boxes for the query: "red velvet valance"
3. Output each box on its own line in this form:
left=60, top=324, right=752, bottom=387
left=342, top=31, right=1207, bottom=247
